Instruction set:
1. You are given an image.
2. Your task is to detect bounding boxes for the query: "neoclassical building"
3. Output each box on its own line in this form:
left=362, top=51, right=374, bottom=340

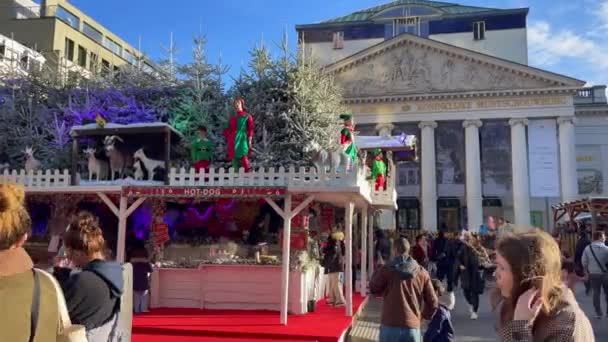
left=297, top=0, right=608, bottom=231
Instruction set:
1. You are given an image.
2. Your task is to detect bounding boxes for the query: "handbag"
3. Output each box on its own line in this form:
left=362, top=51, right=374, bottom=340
left=34, top=269, right=88, bottom=342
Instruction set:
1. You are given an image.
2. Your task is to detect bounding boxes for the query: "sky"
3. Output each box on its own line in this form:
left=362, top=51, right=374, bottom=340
left=67, top=0, right=608, bottom=87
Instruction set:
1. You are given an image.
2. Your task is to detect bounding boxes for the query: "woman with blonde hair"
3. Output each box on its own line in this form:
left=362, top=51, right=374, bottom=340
left=0, top=184, right=61, bottom=342
left=493, top=229, right=594, bottom=341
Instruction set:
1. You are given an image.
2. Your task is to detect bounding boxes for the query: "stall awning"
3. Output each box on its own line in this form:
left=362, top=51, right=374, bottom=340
left=356, top=134, right=416, bottom=151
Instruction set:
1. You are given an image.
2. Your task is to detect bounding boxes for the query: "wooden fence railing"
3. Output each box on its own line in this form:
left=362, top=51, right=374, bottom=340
left=0, top=169, right=70, bottom=187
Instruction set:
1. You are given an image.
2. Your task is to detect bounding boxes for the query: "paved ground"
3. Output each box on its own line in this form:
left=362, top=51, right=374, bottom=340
left=349, top=283, right=608, bottom=341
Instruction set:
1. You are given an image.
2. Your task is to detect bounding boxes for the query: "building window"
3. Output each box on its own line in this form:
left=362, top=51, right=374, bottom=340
left=101, top=59, right=110, bottom=76
left=64, top=38, right=75, bottom=61
left=123, top=50, right=136, bottom=64
left=77, top=46, right=87, bottom=67
left=0, top=44, right=5, bottom=59
left=82, top=22, right=103, bottom=43
left=89, top=52, right=98, bottom=71
left=103, top=37, right=122, bottom=56
left=56, top=6, right=80, bottom=30
left=394, top=17, right=421, bottom=37
left=332, top=31, right=344, bottom=49
left=20, top=54, right=28, bottom=69
left=473, top=21, right=486, bottom=40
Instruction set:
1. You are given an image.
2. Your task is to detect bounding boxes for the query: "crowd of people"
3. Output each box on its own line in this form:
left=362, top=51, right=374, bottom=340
left=0, top=184, right=156, bottom=341
left=360, top=217, right=603, bottom=342
left=2, top=179, right=607, bottom=342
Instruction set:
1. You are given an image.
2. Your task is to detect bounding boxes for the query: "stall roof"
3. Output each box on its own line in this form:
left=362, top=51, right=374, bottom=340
left=70, top=122, right=184, bottom=140
left=357, top=134, right=416, bottom=151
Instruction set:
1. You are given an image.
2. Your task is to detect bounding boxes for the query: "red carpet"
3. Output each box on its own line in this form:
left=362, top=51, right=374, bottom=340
left=132, top=295, right=365, bottom=342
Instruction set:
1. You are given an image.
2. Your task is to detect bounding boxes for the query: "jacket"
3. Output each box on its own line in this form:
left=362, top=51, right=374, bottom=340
left=0, top=247, right=61, bottom=342
left=573, top=234, right=590, bottom=268
left=54, top=259, right=124, bottom=330
left=423, top=305, right=455, bottom=342
left=582, top=242, right=608, bottom=275
left=323, top=240, right=344, bottom=274
left=412, top=244, right=429, bottom=268
left=456, top=243, right=485, bottom=293
left=369, top=255, right=438, bottom=328
left=497, top=288, right=594, bottom=342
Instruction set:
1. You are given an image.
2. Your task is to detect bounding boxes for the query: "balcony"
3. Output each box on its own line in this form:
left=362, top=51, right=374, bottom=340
left=0, top=165, right=397, bottom=209
left=574, top=86, right=607, bottom=105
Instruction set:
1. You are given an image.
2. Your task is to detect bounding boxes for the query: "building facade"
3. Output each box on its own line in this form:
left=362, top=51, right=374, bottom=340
left=0, top=0, right=159, bottom=78
left=0, top=33, right=45, bottom=75
left=297, top=0, right=608, bottom=232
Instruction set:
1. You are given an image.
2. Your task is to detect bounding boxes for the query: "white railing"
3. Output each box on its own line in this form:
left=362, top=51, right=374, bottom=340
left=0, top=169, right=70, bottom=187
left=0, top=166, right=397, bottom=206
left=169, top=166, right=369, bottom=189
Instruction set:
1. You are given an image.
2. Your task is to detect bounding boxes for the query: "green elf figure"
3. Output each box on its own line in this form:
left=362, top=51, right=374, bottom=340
left=339, top=114, right=357, bottom=165
left=191, top=125, right=214, bottom=172
left=372, top=148, right=387, bottom=191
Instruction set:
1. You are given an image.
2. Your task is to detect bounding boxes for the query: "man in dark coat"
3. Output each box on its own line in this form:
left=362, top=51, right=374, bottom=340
left=574, top=230, right=591, bottom=294
left=323, top=233, right=345, bottom=306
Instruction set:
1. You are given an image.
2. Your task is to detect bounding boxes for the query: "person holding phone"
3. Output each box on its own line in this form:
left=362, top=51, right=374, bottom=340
left=493, top=229, right=593, bottom=342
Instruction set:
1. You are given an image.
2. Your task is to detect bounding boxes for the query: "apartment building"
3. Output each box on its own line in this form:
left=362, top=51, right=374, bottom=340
left=0, top=0, right=159, bottom=77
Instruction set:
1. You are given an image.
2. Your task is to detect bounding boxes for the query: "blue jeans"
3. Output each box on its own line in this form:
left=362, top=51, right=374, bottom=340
left=379, top=325, right=421, bottom=342
left=133, top=290, right=149, bottom=313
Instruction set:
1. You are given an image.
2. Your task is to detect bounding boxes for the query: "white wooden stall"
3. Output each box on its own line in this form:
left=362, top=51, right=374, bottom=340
left=150, top=265, right=325, bottom=314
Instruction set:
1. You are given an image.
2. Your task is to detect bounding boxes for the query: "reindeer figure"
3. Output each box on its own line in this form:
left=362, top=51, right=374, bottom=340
left=304, top=140, right=352, bottom=172
left=23, top=147, right=41, bottom=172
left=133, top=148, right=165, bottom=181
left=133, top=158, right=145, bottom=181
left=103, top=135, right=133, bottom=180
left=83, top=147, right=109, bottom=181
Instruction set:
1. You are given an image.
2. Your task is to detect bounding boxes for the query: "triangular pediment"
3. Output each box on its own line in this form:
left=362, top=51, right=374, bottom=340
left=324, top=34, right=585, bottom=98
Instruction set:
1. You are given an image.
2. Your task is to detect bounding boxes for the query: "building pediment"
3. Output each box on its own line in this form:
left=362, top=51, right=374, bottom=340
left=324, top=33, right=585, bottom=99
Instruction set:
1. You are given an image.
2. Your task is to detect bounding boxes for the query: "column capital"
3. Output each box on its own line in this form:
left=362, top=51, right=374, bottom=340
left=508, top=118, right=529, bottom=127
left=462, top=119, right=483, bottom=129
left=557, top=116, right=577, bottom=125
left=418, top=121, right=438, bottom=130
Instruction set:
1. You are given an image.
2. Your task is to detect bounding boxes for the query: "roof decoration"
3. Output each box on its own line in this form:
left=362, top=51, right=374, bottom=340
left=318, top=0, right=514, bottom=24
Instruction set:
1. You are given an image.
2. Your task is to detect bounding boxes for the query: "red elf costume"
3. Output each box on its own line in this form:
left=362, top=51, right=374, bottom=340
left=224, top=97, right=254, bottom=172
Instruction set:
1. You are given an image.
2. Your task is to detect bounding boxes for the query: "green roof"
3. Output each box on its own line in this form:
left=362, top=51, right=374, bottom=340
left=319, top=0, right=507, bottom=24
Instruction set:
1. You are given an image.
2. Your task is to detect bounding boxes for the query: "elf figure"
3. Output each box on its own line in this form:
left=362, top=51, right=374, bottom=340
left=339, top=114, right=357, bottom=166
left=192, top=125, right=214, bottom=172
left=224, top=97, right=254, bottom=172
left=372, top=148, right=387, bottom=191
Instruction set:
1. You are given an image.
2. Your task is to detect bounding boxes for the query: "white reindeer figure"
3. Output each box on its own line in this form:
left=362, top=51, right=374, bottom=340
left=304, top=140, right=353, bottom=172
left=83, top=147, right=109, bottom=181
left=133, top=148, right=164, bottom=181
left=23, top=147, right=41, bottom=172
left=133, top=158, right=145, bottom=181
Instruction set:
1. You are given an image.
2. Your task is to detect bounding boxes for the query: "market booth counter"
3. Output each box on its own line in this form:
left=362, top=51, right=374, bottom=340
left=150, top=263, right=324, bottom=314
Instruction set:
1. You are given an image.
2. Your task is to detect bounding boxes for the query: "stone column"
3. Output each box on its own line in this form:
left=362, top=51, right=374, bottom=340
left=463, top=120, right=483, bottom=232
left=418, top=121, right=438, bottom=232
left=509, top=118, right=531, bottom=225
left=558, top=117, right=578, bottom=202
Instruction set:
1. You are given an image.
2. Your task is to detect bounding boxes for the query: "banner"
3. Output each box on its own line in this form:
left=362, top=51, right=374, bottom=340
left=528, top=119, right=560, bottom=197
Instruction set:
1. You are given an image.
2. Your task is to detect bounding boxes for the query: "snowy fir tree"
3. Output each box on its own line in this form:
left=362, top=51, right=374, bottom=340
left=0, top=28, right=346, bottom=170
